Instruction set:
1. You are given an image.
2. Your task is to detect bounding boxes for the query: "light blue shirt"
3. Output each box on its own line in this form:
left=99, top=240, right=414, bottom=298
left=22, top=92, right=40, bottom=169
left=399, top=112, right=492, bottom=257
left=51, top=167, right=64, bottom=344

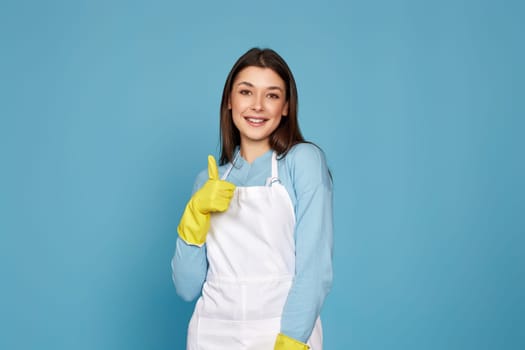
left=171, top=143, right=333, bottom=343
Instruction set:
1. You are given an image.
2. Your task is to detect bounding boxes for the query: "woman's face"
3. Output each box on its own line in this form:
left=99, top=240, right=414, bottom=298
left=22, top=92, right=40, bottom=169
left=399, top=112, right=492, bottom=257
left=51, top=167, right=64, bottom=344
left=229, top=66, right=289, bottom=151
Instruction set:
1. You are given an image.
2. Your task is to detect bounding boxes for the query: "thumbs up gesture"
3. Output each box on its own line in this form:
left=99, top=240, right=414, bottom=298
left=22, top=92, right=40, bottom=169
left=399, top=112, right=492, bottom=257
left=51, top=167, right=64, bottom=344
left=194, top=155, right=236, bottom=213
left=177, top=155, right=236, bottom=246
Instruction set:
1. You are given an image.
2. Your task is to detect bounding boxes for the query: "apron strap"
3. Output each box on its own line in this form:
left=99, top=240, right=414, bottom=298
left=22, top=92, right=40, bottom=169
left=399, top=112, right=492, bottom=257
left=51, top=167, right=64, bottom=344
left=265, top=152, right=280, bottom=186
left=221, top=152, right=238, bottom=181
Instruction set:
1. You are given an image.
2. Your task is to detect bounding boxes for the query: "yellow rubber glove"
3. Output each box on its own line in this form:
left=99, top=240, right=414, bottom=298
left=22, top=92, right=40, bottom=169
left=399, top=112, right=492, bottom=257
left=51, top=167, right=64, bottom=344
left=274, top=333, right=309, bottom=350
left=177, top=155, right=235, bottom=246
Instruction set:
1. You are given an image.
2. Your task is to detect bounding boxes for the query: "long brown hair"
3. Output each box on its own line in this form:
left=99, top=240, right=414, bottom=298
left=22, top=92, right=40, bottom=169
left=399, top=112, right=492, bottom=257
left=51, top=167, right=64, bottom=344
left=219, top=48, right=305, bottom=165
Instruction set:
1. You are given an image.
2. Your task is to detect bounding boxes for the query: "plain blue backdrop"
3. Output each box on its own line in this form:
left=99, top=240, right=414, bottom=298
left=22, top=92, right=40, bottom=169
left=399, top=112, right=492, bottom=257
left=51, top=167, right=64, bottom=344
left=1, top=0, right=523, bottom=349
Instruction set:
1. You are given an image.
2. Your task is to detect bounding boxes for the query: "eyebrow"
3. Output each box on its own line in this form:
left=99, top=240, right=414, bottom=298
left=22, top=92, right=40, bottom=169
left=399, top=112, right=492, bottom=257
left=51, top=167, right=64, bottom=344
left=236, top=81, right=284, bottom=92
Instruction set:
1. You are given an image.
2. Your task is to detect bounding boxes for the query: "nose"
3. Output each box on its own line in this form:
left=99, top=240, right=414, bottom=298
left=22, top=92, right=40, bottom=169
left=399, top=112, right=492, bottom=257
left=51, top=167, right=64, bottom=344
left=250, top=93, right=264, bottom=112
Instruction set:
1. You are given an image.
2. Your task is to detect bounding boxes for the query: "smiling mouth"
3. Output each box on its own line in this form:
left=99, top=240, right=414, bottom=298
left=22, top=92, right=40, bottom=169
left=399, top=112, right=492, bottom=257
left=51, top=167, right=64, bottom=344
left=244, top=117, right=268, bottom=126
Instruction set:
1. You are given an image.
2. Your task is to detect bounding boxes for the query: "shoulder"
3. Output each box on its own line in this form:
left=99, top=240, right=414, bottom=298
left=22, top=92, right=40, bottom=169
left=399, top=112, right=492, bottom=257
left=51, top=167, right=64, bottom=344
left=283, top=143, right=332, bottom=188
left=285, top=142, right=327, bottom=166
left=192, top=169, right=208, bottom=193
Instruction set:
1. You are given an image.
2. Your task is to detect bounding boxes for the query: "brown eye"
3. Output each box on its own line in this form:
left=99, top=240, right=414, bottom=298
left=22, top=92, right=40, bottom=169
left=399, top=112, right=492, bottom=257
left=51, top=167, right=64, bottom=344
left=267, top=93, right=280, bottom=99
left=239, top=89, right=252, bottom=95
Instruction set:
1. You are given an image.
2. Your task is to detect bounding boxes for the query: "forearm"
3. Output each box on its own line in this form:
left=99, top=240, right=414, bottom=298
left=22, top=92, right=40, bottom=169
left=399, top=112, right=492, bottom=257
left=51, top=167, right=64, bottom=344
left=280, top=248, right=333, bottom=342
left=171, top=237, right=208, bottom=301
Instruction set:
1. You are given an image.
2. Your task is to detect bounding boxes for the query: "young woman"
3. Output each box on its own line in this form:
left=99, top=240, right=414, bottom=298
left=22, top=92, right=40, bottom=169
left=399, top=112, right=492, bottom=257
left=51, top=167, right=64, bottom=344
left=172, top=48, right=333, bottom=350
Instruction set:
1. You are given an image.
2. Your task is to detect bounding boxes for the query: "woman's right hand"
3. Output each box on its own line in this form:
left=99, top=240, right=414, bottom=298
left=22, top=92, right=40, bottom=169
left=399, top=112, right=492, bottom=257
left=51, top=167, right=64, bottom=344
left=177, top=155, right=235, bottom=246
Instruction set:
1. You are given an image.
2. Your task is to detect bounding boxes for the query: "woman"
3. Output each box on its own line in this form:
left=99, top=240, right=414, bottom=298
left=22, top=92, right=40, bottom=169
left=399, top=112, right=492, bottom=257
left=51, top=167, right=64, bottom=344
left=172, top=48, right=333, bottom=350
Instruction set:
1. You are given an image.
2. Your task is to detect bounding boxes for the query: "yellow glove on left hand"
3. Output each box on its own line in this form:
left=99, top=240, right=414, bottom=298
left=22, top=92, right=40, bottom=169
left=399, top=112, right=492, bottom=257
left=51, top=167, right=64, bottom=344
left=274, top=333, right=309, bottom=350
left=177, top=155, right=235, bottom=246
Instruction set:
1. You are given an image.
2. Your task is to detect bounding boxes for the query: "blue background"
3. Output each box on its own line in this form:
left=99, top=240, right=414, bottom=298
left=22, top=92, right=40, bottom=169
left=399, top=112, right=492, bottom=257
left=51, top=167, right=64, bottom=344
left=1, top=0, right=523, bottom=349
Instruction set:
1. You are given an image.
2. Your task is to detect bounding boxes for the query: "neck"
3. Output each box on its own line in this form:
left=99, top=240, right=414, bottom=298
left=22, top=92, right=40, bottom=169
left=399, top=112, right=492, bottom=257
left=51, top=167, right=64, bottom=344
left=240, top=140, right=271, bottom=164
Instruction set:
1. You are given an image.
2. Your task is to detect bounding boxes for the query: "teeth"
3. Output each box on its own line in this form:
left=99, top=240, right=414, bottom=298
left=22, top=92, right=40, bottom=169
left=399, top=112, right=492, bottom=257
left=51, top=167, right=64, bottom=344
left=247, top=118, right=265, bottom=123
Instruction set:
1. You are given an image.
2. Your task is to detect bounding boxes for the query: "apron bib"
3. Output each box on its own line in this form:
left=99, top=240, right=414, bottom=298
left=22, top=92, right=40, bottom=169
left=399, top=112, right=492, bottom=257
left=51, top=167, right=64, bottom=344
left=187, top=152, right=322, bottom=350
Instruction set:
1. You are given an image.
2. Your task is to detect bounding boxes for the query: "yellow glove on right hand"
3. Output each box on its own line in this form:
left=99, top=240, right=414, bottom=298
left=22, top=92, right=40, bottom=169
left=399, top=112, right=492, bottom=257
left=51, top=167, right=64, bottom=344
left=177, top=155, right=235, bottom=246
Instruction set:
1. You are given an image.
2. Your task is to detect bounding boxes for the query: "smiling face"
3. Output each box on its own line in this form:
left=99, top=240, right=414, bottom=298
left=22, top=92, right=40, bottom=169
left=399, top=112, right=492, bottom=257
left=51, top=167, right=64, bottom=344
left=228, top=66, right=289, bottom=155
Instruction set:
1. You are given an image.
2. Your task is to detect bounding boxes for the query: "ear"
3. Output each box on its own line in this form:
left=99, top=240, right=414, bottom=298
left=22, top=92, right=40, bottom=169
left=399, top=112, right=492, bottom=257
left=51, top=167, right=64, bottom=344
left=282, top=101, right=289, bottom=117
left=228, top=97, right=232, bottom=110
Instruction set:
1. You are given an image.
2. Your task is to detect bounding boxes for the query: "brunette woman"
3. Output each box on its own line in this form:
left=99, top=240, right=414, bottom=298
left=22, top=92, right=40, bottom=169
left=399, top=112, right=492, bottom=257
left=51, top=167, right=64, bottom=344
left=172, top=48, right=333, bottom=350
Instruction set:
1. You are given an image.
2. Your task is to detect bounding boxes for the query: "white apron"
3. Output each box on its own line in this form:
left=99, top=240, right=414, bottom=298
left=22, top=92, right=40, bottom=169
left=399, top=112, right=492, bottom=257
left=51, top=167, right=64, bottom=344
left=187, top=152, right=323, bottom=350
